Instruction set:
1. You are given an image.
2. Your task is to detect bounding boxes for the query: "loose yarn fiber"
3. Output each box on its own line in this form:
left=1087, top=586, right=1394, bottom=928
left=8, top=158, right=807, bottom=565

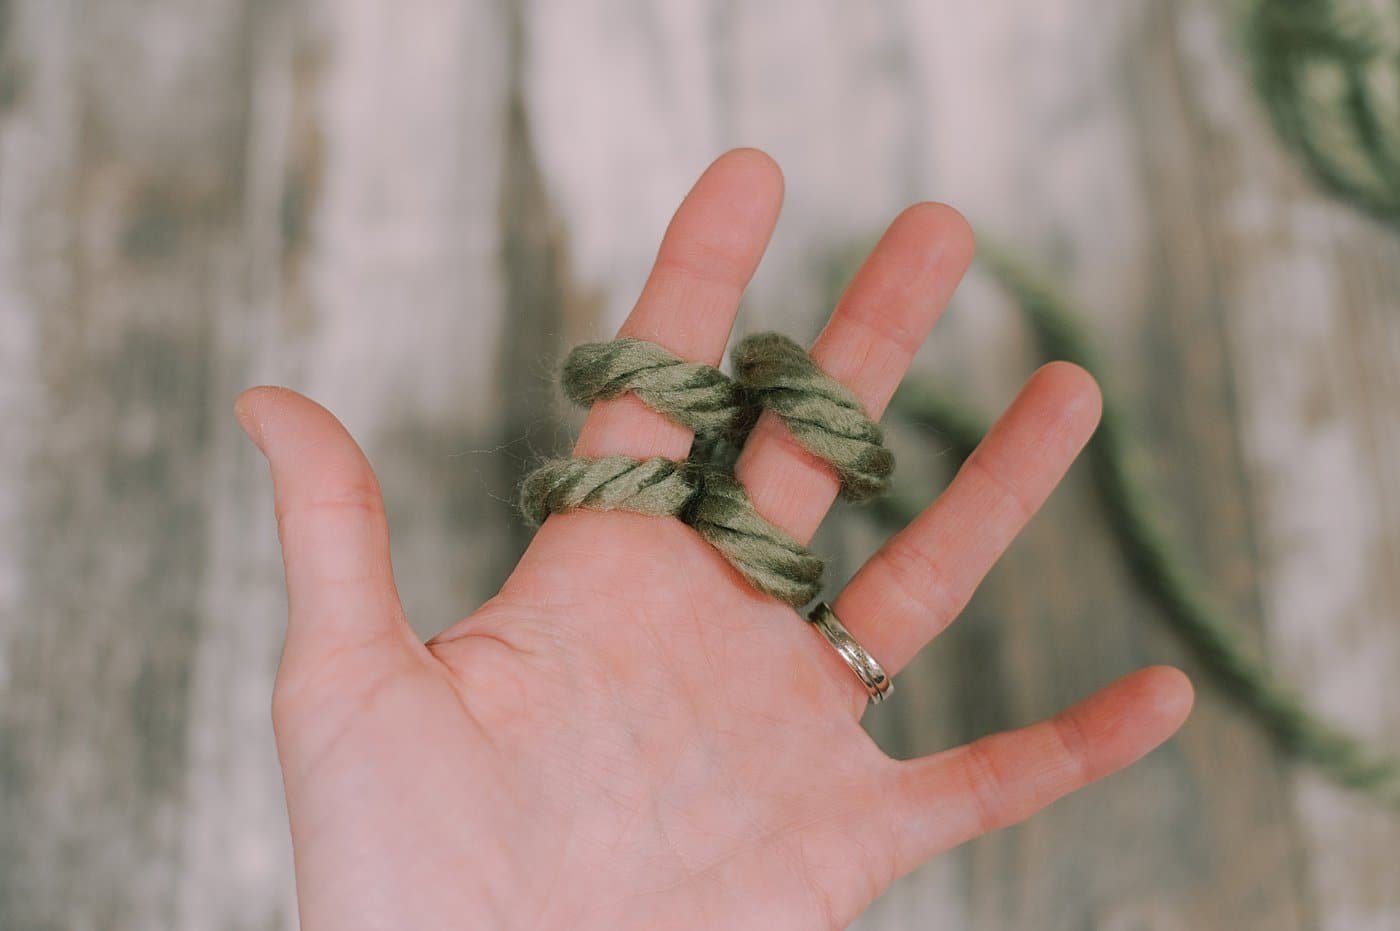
left=520, top=332, right=888, bottom=607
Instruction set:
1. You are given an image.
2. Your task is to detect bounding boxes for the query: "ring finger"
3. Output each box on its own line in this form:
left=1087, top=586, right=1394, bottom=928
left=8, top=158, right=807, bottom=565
left=833, top=361, right=1102, bottom=689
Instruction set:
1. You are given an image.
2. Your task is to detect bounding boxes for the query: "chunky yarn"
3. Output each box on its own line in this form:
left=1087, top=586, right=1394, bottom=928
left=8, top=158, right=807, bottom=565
left=561, top=338, right=745, bottom=437
left=521, top=332, right=890, bottom=607
left=518, top=456, right=693, bottom=526
left=731, top=332, right=893, bottom=501
left=684, top=468, right=825, bottom=607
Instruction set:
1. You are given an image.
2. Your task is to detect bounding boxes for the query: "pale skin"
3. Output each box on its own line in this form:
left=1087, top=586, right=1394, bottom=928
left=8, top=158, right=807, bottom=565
left=235, top=149, right=1194, bottom=930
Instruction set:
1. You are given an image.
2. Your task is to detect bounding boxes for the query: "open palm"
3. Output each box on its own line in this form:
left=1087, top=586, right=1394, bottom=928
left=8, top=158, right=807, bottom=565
left=236, top=149, right=1192, bottom=931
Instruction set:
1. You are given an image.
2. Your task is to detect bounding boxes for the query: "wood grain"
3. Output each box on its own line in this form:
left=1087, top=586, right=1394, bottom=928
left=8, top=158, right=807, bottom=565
left=0, top=0, right=1394, bottom=928
left=0, top=1, right=263, bottom=926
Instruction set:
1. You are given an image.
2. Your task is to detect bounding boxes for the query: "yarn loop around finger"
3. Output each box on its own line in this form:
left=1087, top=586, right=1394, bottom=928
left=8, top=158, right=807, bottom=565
left=731, top=332, right=893, bottom=501
left=521, top=332, right=892, bottom=607
left=684, top=468, right=826, bottom=606
left=518, top=456, right=693, bottom=526
left=562, top=339, right=746, bottom=437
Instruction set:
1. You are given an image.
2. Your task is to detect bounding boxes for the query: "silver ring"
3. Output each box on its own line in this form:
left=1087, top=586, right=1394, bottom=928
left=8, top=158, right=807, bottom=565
left=806, top=601, right=892, bottom=705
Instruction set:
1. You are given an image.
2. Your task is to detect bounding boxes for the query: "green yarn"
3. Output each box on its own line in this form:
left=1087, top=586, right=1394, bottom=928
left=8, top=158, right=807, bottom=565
left=731, top=332, right=893, bottom=501
left=561, top=338, right=745, bottom=437
left=519, top=453, right=824, bottom=606
left=887, top=243, right=1400, bottom=808
left=1247, top=0, right=1400, bottom=224
left=518, top=456, right=693, bottom=526
left=559, top=332, right=896, bottom=501
left=522, top=332, right=888, bottom=607
left=683, top=468, right=826, bottom=607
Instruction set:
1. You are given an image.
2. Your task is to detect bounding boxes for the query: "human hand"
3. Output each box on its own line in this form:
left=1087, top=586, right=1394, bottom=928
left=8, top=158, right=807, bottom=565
left=235, top=149, right=1193, bottom=931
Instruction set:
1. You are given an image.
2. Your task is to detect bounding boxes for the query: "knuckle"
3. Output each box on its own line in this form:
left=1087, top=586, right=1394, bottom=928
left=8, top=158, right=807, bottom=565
left=838, top=293, right=925, bottom=360
left=270, top=631, right=400, bottom=726
left=875, top=538, right=961, bottom=626
left=960, top=740, right=1010, bottom=836
left=271, top=655, right=330, bottom=727
left=1049, top=710, right=1094, bottom=786
left=269, top=673, right=302, bottom=728
left=961, top=452, right=1035, bottom=522
left=652, top=238, right=749, bottom=291
left=274, top=483, right=386, bottom=533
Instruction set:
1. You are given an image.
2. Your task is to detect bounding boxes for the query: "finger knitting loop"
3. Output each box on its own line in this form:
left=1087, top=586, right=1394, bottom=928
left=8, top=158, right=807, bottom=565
left=520, top=332, right=892, bottom=608
left=562, top=338, right=746, bottom=437
left=519, top=456, right=692, bottom=526
left=731, top=332, right=893, bottom=501
left=683, top=468, right=825, bottom=606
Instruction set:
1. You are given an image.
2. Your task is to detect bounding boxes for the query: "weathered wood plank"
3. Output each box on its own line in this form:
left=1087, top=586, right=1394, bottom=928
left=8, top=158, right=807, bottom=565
left=176, top=2, right=515, bottom=929
left=938, top=3, right=1316, bottom=926
left=873, top=1, right=1395, bottom=926
left=0, top=1, right=260, bottom=927
left=1166, top=3, right=1400, bottom=927
left=172, top=2, right=306, bottom=926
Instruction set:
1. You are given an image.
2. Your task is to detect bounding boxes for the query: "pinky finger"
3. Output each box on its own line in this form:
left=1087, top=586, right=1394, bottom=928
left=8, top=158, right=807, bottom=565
left=879, top=666, right=1193, bottom=876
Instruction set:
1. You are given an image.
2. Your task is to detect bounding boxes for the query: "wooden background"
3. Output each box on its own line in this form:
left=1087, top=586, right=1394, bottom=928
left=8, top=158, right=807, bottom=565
left=1, top=1, right=1398, bottom=928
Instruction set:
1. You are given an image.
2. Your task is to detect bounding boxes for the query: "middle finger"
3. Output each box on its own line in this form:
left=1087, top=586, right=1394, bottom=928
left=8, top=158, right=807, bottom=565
left=732, top=202, right=974, bottom=543
left=834, top=362, right=1102, bottom=682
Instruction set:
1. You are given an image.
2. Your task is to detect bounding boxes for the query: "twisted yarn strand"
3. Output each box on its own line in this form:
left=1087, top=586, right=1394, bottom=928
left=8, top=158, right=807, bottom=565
left=521, top=332, right=891, bottom=607
left=684, top=468, right=825, bottom=607
left=731, top=332, right=894, bottom=501
left=562, top=338, right=745, bottom=437
left=518, top=456, right=692, bottom=527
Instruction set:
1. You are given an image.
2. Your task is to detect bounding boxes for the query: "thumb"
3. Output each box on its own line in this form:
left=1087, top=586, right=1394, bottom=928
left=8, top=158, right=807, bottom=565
left=236, top=387, right=416, bottom=673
